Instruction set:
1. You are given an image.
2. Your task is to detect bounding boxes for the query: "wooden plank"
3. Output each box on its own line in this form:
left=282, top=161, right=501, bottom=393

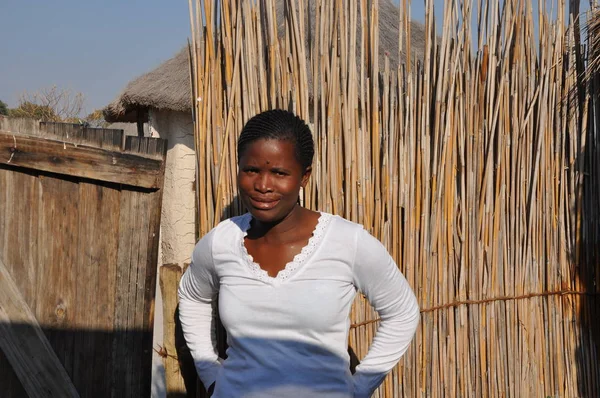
left=160, top=264, right=187, bottom=396
left=71, top=182, right=121, bottom=397
left=112, top=189, right=148, bottom=397
left=88, top=184, right=121, bottom=396
left=111, top=188, right=161, bottom=398
left=0, top=165, right=43, bottom=396
left=124, top=135, right=168, bottom=160
left=132, top=190, right=151, bottom=397
left=1, top=119, right=132, bottom=153
left=0, top=351, right=28, bottom=397
left=142, top=188, right=165, bottom=397
left=0, top=166, right=40, bottom=311
left=0, top=131, right=164, bottom=189
left=39, top=122, right=125, bottom=151
left=34, top=175, right=80, bottom=380
left=0, top=166, right=28, bottom=396
left=0, top=116, right=41, bottom=136
left=0, top=165, right=40, bottom=314
left=0, top=256, right=79, bottom=398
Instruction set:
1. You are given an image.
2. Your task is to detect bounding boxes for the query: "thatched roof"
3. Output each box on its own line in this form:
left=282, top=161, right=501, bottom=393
left=104, top=0, right=427, bottom=122
left=104, top=48, right=191, bottom=122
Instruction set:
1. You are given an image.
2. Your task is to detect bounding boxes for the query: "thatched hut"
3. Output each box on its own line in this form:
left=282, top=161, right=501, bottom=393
left=103, top=2, right=427, bottom=394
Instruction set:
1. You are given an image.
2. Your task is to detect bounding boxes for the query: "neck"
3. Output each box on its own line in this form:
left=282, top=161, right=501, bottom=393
left=250, top=204, right=305, bottom=241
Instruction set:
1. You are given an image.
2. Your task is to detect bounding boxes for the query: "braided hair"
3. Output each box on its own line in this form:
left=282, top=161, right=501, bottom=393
left=237, top=109, right=314, bottom=171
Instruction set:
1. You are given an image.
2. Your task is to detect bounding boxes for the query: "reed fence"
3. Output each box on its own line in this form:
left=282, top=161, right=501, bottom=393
left=187, top=0, right=600, bottom=396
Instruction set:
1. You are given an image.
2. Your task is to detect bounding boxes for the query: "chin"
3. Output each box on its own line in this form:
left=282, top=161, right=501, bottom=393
left=248, top=208, right=284, bottom=223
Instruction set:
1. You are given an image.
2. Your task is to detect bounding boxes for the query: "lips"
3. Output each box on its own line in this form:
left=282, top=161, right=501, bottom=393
left=248, top=196, right=280, bottom=210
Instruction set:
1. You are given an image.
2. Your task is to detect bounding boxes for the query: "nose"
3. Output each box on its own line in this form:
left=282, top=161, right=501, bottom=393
left=254, top=172, right=273, bottom=193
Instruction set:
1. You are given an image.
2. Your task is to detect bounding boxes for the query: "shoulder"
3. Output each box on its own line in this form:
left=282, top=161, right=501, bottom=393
left=193, top=213, right=251, bottom=257
left=319, top=213, right=367, bottom=251
left=204, top=213, right=251, bottom=238
left=324, top=213, right=365, bottom=236
left=322, top=214, right=388, bottom=259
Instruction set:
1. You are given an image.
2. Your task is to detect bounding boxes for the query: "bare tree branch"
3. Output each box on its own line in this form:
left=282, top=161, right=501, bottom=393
left=15, top=86, right=85, bottom=122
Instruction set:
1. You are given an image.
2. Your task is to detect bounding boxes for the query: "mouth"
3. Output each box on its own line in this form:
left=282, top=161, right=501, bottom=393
left=248, top=197, right=280, bottom=210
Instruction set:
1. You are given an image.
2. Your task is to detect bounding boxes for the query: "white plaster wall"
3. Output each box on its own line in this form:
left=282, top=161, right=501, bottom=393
left=150, top=109, right=196, bottom=265
left=148, top=109, right=197, bottom=398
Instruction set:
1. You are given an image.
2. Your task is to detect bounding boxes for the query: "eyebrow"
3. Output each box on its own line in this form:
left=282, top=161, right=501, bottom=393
left=270, top=166, right=291, bottom=172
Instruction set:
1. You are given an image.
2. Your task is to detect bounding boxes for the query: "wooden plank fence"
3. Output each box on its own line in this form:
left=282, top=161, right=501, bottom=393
left=0, top=117, right=167, bottom=397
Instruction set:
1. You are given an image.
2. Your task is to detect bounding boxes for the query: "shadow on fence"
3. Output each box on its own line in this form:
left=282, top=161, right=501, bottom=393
left=575, top=80, right=600, bottom=396
left=0, top=324, right=153, bottom=398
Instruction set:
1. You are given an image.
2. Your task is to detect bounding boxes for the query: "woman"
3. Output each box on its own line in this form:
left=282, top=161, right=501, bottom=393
left=178, top=109, right=420, bottom=398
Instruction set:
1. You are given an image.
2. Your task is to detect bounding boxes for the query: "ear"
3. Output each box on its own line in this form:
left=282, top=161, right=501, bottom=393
left=301, top=166, right=312, bottom=188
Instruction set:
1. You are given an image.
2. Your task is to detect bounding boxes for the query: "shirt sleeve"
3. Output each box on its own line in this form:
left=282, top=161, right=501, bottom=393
left=351, top=227, right=420, bottom=398
left=178, top=229, right=223, bottom=389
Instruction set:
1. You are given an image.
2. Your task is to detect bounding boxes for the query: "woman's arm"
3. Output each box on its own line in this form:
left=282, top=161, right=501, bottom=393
left=351, top=227, right=420, bottom=398
left=178, top=230, right=223, bottom=389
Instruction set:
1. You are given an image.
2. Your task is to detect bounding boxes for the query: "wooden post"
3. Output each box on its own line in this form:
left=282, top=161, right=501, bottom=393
left=0, top=257, right=80, bottom=398
left=160, top=264, right=187, bottom=396
left=137, top=109, right=146, bottom=137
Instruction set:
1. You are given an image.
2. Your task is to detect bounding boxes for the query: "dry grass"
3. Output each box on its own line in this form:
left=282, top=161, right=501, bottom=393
left=189, top=0, right=600, bottom=396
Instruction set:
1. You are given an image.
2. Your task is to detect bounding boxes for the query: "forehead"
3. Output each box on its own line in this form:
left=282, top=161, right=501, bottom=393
left=239, top=138, right=297, bottom=163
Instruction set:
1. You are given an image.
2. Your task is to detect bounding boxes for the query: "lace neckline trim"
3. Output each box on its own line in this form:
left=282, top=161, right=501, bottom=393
left=239, top=212, right=332, bottom=282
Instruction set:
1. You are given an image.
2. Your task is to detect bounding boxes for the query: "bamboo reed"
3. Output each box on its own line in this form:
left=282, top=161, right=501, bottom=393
left=188, top=0, right=600, bottom=396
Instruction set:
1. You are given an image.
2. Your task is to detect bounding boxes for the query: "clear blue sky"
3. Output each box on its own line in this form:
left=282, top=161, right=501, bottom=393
left=0, top=0, right=190, bottom=115
left=0, top=0, right=585, bottom=116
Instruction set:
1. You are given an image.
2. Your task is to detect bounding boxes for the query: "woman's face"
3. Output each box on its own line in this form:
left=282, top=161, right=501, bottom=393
left=237, top=138, right=311, bottom=223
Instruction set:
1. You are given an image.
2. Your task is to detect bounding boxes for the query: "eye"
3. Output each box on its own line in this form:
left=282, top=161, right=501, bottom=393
left=243, top=167, right=258, bottom=174
left=273, top=169, right=288, bottom=176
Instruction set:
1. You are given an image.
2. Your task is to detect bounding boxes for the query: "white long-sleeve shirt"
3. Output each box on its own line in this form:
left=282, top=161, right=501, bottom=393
left=178, top=212, right=420, bottom=398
